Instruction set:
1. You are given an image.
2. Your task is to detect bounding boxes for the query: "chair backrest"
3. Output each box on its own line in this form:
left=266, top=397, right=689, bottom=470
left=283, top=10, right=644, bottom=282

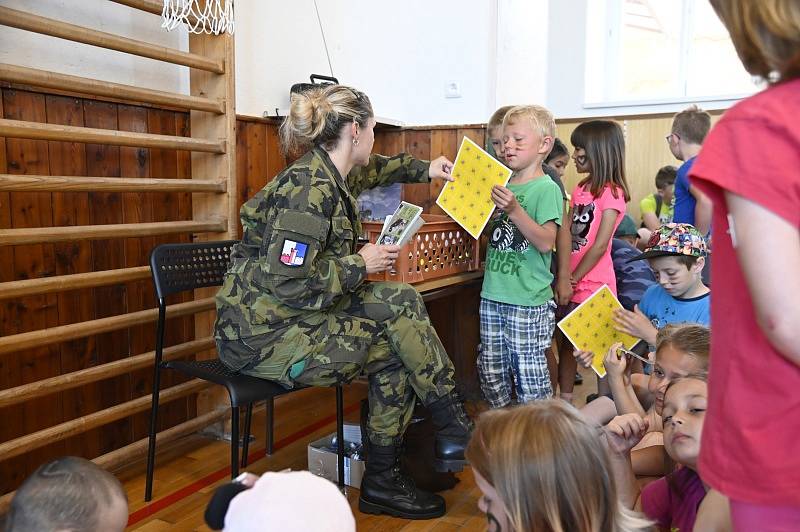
left=149, top=240, right=239, bottom=300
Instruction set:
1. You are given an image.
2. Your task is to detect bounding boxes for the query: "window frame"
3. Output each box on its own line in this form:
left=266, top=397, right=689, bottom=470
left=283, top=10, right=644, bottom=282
left=584, top=0, right=759, bottom=109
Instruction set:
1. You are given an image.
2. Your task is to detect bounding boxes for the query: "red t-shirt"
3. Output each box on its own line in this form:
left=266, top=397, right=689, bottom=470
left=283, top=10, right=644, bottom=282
left=691, top=78, right=800, bottom=505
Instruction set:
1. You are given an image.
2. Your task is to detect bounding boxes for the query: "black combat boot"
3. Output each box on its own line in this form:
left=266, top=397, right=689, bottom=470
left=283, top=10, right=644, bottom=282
left=358, top=443, right=445, bottom=519
left=427, top=394, right=473, bottom=473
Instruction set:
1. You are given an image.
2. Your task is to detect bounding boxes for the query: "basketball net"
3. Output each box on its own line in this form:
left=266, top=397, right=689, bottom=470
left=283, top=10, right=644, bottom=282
left=161, top=0, right=234, bottom=35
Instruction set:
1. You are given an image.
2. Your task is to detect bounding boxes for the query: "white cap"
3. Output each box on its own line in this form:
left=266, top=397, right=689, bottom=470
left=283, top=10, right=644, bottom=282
left=223, top=471, right=355, bottom=532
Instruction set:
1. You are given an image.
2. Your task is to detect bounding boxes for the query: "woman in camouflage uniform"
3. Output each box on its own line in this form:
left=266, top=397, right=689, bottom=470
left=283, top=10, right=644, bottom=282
left=214, top=85, right=472, bottom=520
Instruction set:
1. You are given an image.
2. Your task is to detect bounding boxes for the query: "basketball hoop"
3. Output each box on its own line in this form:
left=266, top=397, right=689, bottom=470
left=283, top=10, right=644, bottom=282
left=161, top=0, right=235, bottom=35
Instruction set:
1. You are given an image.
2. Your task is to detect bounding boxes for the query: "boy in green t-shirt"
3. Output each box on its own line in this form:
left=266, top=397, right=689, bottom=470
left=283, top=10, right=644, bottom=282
left=479, top=105, right=564, bottom=406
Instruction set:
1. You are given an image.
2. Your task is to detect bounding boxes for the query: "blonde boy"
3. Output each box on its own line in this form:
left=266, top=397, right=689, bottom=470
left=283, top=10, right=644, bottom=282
left=478, top=105, right=564, bottom=406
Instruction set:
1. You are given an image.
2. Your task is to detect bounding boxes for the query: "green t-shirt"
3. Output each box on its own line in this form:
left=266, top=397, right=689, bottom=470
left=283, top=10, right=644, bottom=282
left=481, top=176, right=563, bottom=306
left=640, top=193, right=674, bottom=225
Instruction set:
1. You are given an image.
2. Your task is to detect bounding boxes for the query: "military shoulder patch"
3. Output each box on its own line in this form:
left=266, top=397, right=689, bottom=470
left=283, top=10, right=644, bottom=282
left=279, top=238, right=309, bottom=266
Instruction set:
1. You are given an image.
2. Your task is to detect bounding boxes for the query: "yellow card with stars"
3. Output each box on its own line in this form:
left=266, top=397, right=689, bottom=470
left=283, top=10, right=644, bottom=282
left=435, top=136, right=512, bottom=239
left=557, top=285, right=642, bottom=378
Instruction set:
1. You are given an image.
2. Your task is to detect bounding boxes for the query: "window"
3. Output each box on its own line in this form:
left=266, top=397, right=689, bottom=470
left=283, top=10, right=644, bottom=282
left=585, top=0, right=761, bottom=106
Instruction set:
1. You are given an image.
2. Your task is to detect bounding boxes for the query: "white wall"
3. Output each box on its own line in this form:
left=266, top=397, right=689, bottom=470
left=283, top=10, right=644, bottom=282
left=494, top=0, right=549, bottom=108
left=235, top=0, right=552, bottom=125
left=235, top=0, right=505, bottom=125
left=0, top=0, right=189, bottom=95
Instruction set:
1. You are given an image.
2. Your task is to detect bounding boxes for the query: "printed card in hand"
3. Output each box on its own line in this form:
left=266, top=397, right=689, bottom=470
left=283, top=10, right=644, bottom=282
left=377, top=201, right=424, bottom=247
left=435, top=136, right=512, bottom=239
left=557, top=285, right=641, bottom=378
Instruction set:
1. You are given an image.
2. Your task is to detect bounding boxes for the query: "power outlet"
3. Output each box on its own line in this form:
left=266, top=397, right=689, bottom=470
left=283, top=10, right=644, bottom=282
left=445, top=81, right=462, bottom=99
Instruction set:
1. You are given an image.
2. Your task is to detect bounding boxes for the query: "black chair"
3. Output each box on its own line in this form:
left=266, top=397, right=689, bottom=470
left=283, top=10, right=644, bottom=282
left=145, top=240, right=346, bottom=501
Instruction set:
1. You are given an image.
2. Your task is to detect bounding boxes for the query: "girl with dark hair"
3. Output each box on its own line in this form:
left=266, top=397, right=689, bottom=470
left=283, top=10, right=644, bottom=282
left=553, top=120, right=630, bottom=403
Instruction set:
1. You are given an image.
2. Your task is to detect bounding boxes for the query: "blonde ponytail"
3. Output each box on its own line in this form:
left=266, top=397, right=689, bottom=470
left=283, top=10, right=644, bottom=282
left=279, top=85, right=373, bottom=157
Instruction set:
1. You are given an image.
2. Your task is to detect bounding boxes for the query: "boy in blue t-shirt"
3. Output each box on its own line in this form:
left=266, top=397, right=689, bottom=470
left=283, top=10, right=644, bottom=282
left=612, top=223, right=710, bottom=347
left=667, top=106, right=713, bottom=236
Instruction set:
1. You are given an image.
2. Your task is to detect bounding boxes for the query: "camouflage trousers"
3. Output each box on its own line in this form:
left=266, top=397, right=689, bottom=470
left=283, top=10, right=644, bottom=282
left=247, top=281, right=457, bottom=446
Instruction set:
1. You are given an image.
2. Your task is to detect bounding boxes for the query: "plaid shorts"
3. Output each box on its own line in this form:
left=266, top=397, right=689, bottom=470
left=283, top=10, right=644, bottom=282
left=478, top=298, right=556, bottom=408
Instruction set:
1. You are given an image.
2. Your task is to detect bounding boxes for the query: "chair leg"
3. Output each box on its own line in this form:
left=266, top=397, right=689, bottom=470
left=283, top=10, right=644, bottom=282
left=144, top=365, right=163, bottom=502
left=231, top=406, right=240, bottom=479
left=336, top=385, right=345, bottom=489
left=266, top=397, right=275, bottom=455
left=241, top=403, right=253, bottom=468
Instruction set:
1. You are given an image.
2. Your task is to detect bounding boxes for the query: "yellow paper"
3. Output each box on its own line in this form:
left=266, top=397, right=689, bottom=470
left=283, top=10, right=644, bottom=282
left=435, top=137, right=512, bottom=239
left=556, top=285, right=641, bottom=378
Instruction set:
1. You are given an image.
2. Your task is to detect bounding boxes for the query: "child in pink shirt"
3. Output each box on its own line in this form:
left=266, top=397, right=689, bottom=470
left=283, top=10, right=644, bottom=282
left=555, top=120, right=630, bottom=402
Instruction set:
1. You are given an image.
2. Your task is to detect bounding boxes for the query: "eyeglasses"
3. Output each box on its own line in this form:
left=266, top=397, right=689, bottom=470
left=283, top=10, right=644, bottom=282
left=665, top=133, right=679, bottom=143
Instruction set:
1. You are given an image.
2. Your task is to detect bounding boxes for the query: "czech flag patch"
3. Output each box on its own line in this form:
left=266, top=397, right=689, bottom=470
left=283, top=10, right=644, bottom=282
left=279, top=238, right=308, bottom=267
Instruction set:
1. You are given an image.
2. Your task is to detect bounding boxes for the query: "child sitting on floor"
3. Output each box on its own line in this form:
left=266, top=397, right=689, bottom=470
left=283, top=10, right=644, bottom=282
left=611, top=214, right=657, bottom=312
left=6, top=457, right=128, bottom=532
left=466, top=400, right=652, bottom=532
left=613, top=223, right=710, bottom=349
left=639, top=165, right=677, bottom=232
left=578, top=324, right=710, bottom=476
left=605, top=374, right=731, bottom=532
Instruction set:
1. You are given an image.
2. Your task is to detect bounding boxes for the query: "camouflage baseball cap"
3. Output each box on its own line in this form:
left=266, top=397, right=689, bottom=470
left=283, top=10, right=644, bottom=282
left=614, top=214, right=638, bottom=238
left=629, top=223, right=707, bottom=261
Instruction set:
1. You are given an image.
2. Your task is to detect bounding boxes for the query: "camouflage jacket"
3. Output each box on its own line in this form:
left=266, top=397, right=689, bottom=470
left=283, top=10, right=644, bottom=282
left=214, top=147, right=430, bottom=381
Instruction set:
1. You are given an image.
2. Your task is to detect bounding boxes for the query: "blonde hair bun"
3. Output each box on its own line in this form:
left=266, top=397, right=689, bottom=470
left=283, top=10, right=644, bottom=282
left=279, top=85, right=373, bottom=157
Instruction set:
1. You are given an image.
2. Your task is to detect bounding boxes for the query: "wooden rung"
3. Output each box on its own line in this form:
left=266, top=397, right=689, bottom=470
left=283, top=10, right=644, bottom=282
left=107, top=0, right=203, bottom=28
left=0, top=174, right=226, bottom=193
left=0, top=219, right=227, bottom=246
left=0, top=337, right=215, bottom=409
left=93, top=407, right=228, bottom=471
left=0, top=6, right=224, bottom=74
left=0, top=265, right=151, bottom=300
left=107, top=0, right=165, bottom=17
left=0, top=297, right=215, bottom=356
left=0, top=63, right=224, bottom=113
left=0, top=408, right=229, bottom=515
left=0, top=379, right=209, bottom=462
left=0, top=119, right=225, bottom=153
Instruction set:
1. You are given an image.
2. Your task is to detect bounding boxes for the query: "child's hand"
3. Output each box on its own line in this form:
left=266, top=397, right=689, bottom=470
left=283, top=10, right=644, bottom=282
left=613, top=306, right=653, bottom=340
left=603, top=342, right=629, bottom=379
left=574, top=349, right=594, bottom=369
left=555, top=277, right=573, bottom=306
left=605, top=414, right=650, bottom=455
left=491, top=185, right=520, bottom=215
